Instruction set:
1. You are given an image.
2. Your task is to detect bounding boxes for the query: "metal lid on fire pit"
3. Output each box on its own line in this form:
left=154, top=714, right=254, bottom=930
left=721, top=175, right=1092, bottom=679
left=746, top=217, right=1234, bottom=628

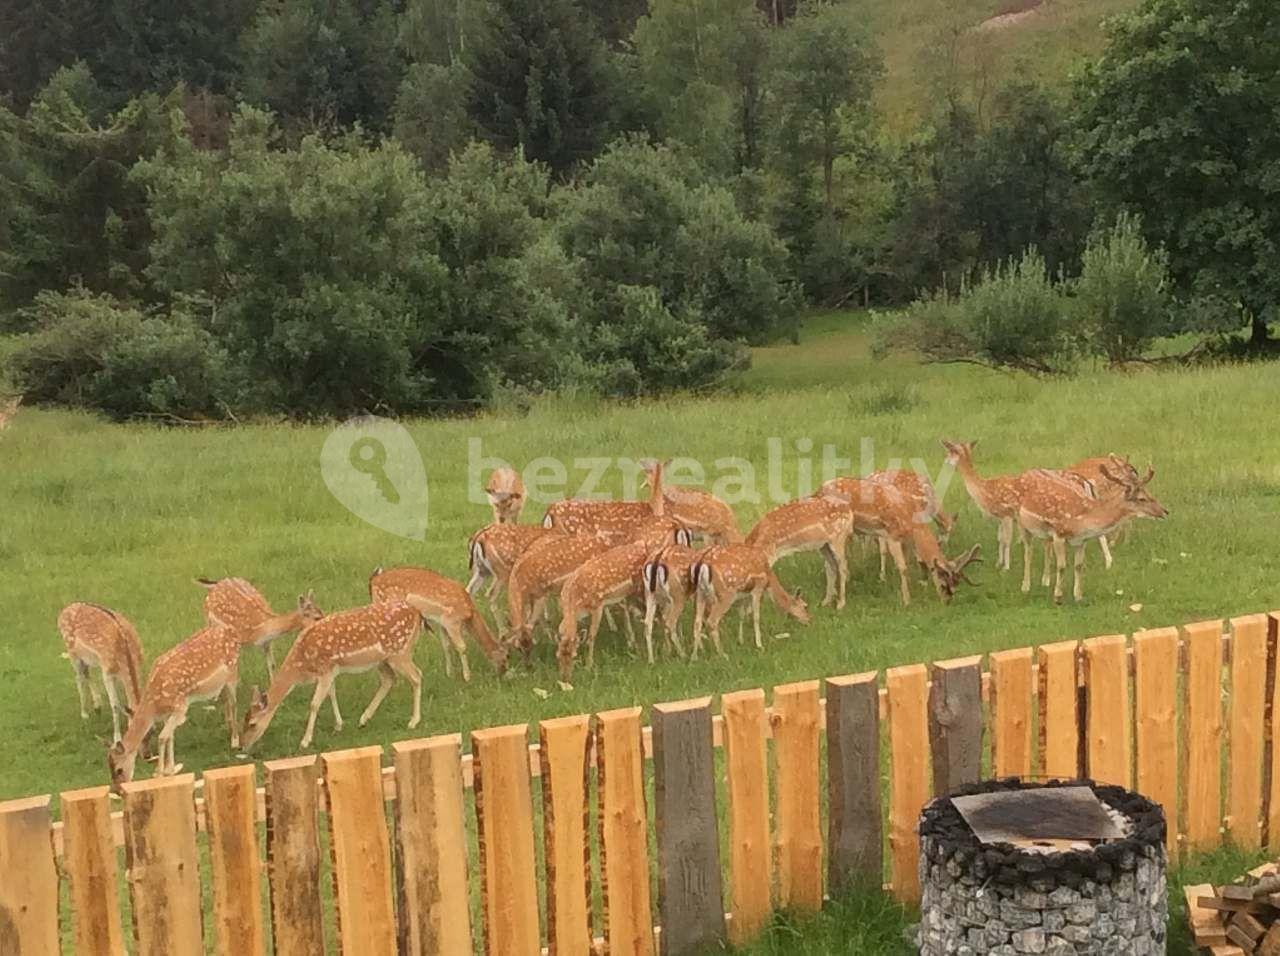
left=951, top=784, right=1125, bottom=846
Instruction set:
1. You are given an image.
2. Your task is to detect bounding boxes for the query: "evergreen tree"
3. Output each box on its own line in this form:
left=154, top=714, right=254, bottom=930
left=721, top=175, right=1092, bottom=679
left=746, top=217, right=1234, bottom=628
left=464, top=0, right=612, bottom=177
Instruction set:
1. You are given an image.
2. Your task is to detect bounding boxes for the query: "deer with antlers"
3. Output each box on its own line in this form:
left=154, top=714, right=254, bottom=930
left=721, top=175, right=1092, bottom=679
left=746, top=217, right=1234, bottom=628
left=59, top=603, right=145, bottom=744
left=369, top=566, right=506, bottom=682
left=542, top=458, right=669, bottom=542
left=745, top=496, right=855, bottom=609
left=198, top=577, right=322, bottom=678
left=689, top=543, right=811, bottom=658
left=241, top=600, right=426, bottom=751
left=108, top=622, right=247, bottom=786
left=466, top=522, right=558, bottom=605
left=1017, top=463, right=1167, bottom=603
left=639, top=459, right=741, bottom=543
left=486, top=466, right=526, bottom=524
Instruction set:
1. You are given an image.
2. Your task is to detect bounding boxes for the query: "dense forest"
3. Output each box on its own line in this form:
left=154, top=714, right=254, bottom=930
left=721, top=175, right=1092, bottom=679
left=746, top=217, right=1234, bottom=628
left=0, top=0, right=1276, bottom=418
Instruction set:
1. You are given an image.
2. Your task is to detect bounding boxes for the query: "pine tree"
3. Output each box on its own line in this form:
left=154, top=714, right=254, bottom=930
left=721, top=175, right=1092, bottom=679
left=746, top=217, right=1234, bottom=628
left=464, top=0, right=612, bottom=177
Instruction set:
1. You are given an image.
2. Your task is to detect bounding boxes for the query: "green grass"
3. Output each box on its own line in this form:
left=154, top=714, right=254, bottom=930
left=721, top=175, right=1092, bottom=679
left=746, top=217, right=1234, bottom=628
left=3, top=309, right=1277, bottom=950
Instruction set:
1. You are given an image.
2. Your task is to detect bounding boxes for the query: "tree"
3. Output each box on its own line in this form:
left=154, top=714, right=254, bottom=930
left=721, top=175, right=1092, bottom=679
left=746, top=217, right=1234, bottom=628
left=464, top=0, right=613, bottom=177
left=393, top=61, right=475, bottom=172
left=1075, top=0, right=1280, bottom=346
left=0, top=0, right=104, bottom=109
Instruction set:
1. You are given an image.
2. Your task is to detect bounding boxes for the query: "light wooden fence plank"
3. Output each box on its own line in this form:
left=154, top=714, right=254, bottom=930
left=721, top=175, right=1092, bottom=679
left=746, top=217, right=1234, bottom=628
left=772, top=680, right=823, bottom=914
left=928, top=657, right=983, bottom=793
left=1037, top=640, right=1080, bottom=778
left=204, top=765, right=266, bottom=956
left=392, top=734, right=474, bottom=956
left=990, top=648, right=1033, bottom=779
left=0, top=794, right=59, bottom=956
left=1228, top=615, right=1269, bottom=849
left=887, top=664, right=930, bottom=904
left=322, top=746, right=397, bottom=956
left=539, top=717, right=593, bottom=956
left=721, top=689, right=771, bottom=945
left=61, top=786, right=126, bottom=956
left=1133, top=628, right=1179, bottom=851
left=263, top=756, right=325, bottom=955
left=473, top=724, right=542, bottom=956
left=1084, top=635, right=1131, bottom=787
left=1184, top=620, right=1224, bottom=851
left=596, top=707, right=656, bottom=956
left=652, top=698, right=726, bottom=956
left=1268, top=612, right=1280, bottom=852
left=121, top=774, right=204, bottom=955
left=825, top=673, right=882, bottom=895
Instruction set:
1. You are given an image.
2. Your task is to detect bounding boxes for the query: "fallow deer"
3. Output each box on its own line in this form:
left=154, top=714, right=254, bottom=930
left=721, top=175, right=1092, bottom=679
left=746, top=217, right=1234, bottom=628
left=197, top=577, right=322, bottom=678
left=486, top=466, right=526, bottom=524
left=868, top=468, right=955, bottom=541
left=745, top=496, right=855, bottom=609
left=1063, top=453, right=1143, bottom=563
left=640, top=542, right=699, bottom=663
left=108, top=622, right=244, bottom=786
left=59, top=603, right=144, bottom=744
left=505, top=533, right=618, bottom=656
left=368, top=566, right=506, bottom=682
left=823, top=479, right=982, bottom=605
left=639, top=459, right=741, bottom=543
left=689, top=544, right=810, bottom=658
left=1017, top=464, right=1168, bottom=603
left=241, top=600, right=426, bottom=751
left=942, top=439, right=1023, bottom=571
left=542, top=458, right=668, bottom=541
left=466, top=522, right=558, bottom=604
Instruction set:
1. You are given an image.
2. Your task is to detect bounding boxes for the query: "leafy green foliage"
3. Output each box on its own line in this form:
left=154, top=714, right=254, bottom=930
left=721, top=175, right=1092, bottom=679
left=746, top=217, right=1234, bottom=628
left=393, top=61, right=474, bottom=172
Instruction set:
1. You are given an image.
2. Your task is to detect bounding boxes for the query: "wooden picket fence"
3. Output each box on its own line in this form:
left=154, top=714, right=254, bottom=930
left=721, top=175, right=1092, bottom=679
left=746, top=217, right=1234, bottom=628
left=2, top=611, right=1279, bottom=955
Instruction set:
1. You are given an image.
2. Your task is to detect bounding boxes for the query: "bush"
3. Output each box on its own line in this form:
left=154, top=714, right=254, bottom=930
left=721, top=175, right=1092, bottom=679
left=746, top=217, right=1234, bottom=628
left=9, top=289, right=227, bottom=420
left=1072, top=213, right=1174, bottom=364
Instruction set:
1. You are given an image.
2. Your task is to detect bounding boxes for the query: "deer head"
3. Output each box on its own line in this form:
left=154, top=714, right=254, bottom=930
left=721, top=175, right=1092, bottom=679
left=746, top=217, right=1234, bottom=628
left=787, top=588, right=812, bottom=625
left=940, top=439, right=977, bottom=467
left=297, top=590, right=324, bottom=622
left=108, top=740, right=135, bottom=792
left=930, top=543, right=983, bottom=603
left=241, top=686, right=272, bottom=750
left=1101, top=463, right=1168, bottom=519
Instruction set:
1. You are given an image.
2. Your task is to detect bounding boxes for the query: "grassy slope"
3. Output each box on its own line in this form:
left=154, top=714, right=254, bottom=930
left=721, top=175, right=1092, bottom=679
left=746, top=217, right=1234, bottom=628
left=2, top=312, right=1276, bottom=951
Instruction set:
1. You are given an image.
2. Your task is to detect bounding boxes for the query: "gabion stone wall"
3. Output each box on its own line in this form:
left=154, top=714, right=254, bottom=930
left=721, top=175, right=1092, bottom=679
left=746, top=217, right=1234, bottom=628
left=916, top=779, right=1168, bottom=956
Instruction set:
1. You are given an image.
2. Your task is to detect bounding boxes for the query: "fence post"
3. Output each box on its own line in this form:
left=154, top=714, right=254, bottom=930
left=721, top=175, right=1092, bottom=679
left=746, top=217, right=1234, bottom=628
left=928, top=657, right=983, bottom=793
left=1083, top=635, right=1132, bottom=788
left=1183, top=620, right=1224, bottom=851
left=886, top=664, right=930, bottom=904
left=121, top=774, right=204, bottom=955
left=1133, top=628, right=1179, bottom=854
left=539, top=716, right=593, bottom=956
left=721, top=689, right=772, bottom=945
left=473, top=724, right=542, bottom=956
left=204, top=764, right=267, bottom=956
left=1037, top=640, right=1081, bottom=779
left=826, top=673, right=882, bottom=895
left=990, top=647, right=1033, bottom=779
left=323, top=746, right=397, bottom=956
left=263, top=756, right=325, bottom=955
left=0, top=794, right=59, bottom=955
left=1268, top=611, right=1280, bottom=852
left=392, top=734, right=475, bottom=956
left=772, top=680, right=823, bottom=914
left=61, top=786, right=126, bottom=956
left=596, top=707, right=656, bottom=956
left=1228, top=615, right=1269, bottom=849
left=652, top=698, right=726, bottom=956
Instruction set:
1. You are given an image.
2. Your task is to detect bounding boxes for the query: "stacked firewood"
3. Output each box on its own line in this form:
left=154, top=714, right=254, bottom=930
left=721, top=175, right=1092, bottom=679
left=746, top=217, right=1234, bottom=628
left=1187, top=863, right=1280, bottom=954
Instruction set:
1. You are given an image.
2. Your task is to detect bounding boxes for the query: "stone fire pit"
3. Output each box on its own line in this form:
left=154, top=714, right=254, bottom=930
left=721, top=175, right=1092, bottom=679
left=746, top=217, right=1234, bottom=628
left=916, top=778, right=1168, bottom=955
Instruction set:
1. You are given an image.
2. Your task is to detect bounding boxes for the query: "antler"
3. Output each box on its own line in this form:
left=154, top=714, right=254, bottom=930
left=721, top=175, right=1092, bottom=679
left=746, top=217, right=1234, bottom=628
left=952, top=544, right=983, bottom=586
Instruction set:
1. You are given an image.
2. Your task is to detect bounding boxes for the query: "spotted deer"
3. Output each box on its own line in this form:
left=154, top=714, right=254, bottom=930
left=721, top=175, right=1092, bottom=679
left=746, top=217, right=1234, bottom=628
left=59, top=603, right=145, bottom=744
left=690, top=544, right=810, bottom=658
left=466, top=522, right=558, bottom=606
left=542, top=458, right=669, bottom=541
left=369, top=566, right=506, bottom=682
left=639, top=459, right=741, bottom=543
left=745, top=496, right=855, bottom=609
left=486, top=466, right=526, bottom=524
left=505, top=533, right=618, bottom=655
left=108, top=622, right=244, bottom=786
left=1063, top=453, right=1143, bottom=564
left=640, top=542, right=699, bottom=663
left=241, top=600, right=426, bottom=750
left=198, top=577, right=322, bottom=678
left=1017, top=464, right=1167, bottom=603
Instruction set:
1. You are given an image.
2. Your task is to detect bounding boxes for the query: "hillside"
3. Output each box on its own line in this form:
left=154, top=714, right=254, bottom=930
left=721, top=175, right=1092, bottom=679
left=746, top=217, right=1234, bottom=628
left=853, top=0, right=1144, bottom=131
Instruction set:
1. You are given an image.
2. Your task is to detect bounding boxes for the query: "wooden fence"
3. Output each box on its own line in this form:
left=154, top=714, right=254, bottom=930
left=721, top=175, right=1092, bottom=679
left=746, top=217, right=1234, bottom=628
left=2, top=611, right=1278, bottom=954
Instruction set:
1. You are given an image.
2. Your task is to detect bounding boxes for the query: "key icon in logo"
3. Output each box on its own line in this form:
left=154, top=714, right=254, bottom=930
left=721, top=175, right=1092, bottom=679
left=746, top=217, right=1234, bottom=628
left=320, top=417, right=428, bottom=539
left=349, top=437, right=400, bottom=503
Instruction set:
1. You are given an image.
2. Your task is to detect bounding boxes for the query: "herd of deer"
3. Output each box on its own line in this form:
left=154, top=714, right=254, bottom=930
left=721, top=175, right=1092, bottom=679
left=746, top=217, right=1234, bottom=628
left=56, top=441, right=1166, bottom=786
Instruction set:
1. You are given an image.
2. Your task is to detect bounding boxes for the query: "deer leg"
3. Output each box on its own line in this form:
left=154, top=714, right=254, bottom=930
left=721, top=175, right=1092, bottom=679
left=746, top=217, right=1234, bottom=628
left=888, top=539, right=911, bottom=606
left=360, top=664, right=396, bottom=728
left=751, top=588, right=764, bottom=651
left=602, top=606, right=617, bottom=632
left=300, top=674, right=335, bottom=749
left=103, top=675, right=123, bottom=745
left=643, top=593, right=658, bottom=665
left=1020, top=529, right=1033, bottom=592
left=691, top=594, right=706, bottom=660
left=442, top=619, right=472, bottom=683
left=737, top=608, right=746, bottom=646
left=436, top=622, right=455, bottom=679
left=586, top=608, right=604, bottom=670
left=328, top=683, right=343, bottom=732
left=263, top=642, right=276, bottom=680
left=87, top=666, right=104, bottom=712
left=1041, top=540, right=1053, bottom=588
left=157, top=714, right=181, bottom=775
left=72, top=659, right=92, bottom=720
left=664, top=600, right=687, bottom=659
left=1053, top=538, right=1067, bottom=605
left=996, top=518, right=1008, bottom=571
left=388, top=655, right=423, bottom=729
left=223, top=682, right=240, bottom=750
left=1098, top=534, right=1114, bottom=570
left=820, top=548, right=838, bottom=607
left=1074, top=544, right=1086, bottom=602
left=826, top=542, right=848, bottom=609
left=878, top=537, right=888, bottom=582
left=621, top=603, right=637, bottom=650
left=707, top=597, right=732, bottom=659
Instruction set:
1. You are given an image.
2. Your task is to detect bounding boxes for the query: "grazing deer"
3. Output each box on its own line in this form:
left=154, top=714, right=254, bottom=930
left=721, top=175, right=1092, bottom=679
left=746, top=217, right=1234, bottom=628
left=486, top=466, right=526, bottom=524
left=941, top=439, right=1024, bottom=571
left=59, top=603, right=144, bottom=744
left=241, top=600, right=425, bottom=751
left=746, top=496, right=855, bottom=609
left=690, top=544, right=810, bottom=658
left=368, top=566, right=506, bottom=682
left=466, top=522, right=558, bottom=604
left=1017, top=464, right=1168, bottom=603
left=108, top=623, right=243, bottom=786
left=640, top=459, right=741, bottom=543
left=198, top=577, right=322, bottom=678
left=823, top=479, right=982, bottom=605
left=542, top=458, right=668, bottom=541
left=641, top=542, right=699, bottom=663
